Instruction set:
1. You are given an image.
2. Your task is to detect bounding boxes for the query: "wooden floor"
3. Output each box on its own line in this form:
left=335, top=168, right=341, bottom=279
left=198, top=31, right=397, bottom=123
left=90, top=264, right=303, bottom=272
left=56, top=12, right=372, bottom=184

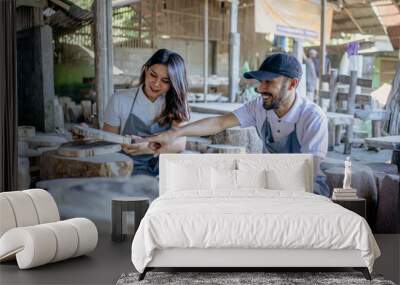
left=0, top=235, right=398, bottom=285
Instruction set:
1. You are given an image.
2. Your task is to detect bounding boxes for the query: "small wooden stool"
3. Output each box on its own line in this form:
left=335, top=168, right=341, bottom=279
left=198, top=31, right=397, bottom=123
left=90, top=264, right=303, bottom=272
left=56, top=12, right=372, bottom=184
left=111, top=196, right=149, bottom=242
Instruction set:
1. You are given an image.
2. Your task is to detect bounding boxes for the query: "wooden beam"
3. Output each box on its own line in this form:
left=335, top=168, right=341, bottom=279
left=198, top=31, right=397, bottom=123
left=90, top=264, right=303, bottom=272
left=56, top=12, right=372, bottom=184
left=321, top=74, right=372, bottom=88
left=343, top=7, right=365, bottom=34
left=16, top=0, right=45, bottom=8
left=335, top=13, right=400, bottom=24
left=112, top=0, right=140, bottom=9
left=333, top=24, right=383, bottom=32
left=49, top=0, right=70, bottom=11
left=320, top=91, right=372, bottom=105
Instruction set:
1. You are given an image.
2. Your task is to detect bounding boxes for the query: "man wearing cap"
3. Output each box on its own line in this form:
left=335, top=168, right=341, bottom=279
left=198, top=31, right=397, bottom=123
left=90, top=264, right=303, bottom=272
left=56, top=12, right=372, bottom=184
left=148, top=53, right=330, bottom=197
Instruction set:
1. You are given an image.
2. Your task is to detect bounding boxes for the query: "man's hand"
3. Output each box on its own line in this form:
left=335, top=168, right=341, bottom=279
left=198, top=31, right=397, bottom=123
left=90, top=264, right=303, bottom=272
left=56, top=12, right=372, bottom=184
left=147, top=130, right=178, bottom=153
left=121, top=142, right=152, bottom=155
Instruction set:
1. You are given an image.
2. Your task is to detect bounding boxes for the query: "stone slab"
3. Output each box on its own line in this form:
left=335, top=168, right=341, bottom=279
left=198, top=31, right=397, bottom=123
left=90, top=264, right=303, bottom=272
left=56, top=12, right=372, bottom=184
left=326, top=112, right=354, bottom=125
left=72, top=125, right=132, bottom=144
left=23, top=133, right=69, bottom=148
left=364, top=136, right=400, bottom=150
left=57, top=140, right=121, bottom=157
left=355, top=109, right=386, bottom=121
left=40, top=150, right=133, bottom=179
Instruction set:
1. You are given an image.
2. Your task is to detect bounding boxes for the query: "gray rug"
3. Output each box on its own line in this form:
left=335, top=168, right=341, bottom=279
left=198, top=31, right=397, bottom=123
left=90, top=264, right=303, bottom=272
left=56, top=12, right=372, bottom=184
left=116, top=271, right=396, bottom=285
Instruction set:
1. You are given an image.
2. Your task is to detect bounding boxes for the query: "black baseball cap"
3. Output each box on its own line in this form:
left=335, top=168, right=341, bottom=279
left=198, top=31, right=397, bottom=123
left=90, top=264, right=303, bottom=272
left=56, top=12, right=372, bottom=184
left=244, top=53, right=302, bottom=81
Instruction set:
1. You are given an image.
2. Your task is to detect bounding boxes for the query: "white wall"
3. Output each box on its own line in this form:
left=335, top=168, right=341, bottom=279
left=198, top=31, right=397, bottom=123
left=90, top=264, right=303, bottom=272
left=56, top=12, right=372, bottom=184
left=155, top=38, right=213, bottom=76
left=113, top=47, right=154, bottom=77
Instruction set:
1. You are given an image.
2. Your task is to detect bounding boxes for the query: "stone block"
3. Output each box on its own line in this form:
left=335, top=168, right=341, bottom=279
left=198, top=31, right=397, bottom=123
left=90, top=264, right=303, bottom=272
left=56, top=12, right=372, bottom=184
left=210, top=127, right=262, bottom=153
left=185, top=137, right=212, bottom=153
left=206, top=144, right=246, bottom=154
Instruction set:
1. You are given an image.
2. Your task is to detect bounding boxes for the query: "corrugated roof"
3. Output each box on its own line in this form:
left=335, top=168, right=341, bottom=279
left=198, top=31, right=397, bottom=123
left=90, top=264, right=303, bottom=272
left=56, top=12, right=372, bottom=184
left=44, top=0, right=93, bottom=37
left=331, top=0, right=400, bottom=49
left=332, top=1, right=386, bottom=35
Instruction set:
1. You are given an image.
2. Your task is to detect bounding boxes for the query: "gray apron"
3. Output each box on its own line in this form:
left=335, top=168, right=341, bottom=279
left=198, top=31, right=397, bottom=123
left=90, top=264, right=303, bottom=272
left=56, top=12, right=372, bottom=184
left=122, top=88, right=171, bottom=176
left=260, top=105, right=331, bottom=197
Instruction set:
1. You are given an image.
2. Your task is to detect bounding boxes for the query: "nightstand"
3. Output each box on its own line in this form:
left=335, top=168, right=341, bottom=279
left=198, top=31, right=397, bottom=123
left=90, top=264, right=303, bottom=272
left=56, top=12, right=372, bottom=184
left=111, top=197, right=149, bottom=242
left=332, top=198, right=366, bottom=219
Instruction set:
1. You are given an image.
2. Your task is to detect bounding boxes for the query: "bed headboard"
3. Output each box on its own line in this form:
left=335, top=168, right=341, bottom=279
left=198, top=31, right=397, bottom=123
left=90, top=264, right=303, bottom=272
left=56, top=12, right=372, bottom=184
left=159, top=153, right=314, bottom=195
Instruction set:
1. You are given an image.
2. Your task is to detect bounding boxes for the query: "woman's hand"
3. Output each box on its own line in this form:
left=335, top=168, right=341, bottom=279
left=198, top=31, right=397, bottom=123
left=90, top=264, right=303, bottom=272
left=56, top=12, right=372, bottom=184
left=129, top=134, right=146, bottom=143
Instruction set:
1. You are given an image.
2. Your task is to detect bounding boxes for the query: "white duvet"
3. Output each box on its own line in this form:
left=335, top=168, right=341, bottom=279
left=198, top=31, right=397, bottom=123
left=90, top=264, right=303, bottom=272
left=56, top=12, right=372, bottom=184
left=131, top=190, right=380, bottom=273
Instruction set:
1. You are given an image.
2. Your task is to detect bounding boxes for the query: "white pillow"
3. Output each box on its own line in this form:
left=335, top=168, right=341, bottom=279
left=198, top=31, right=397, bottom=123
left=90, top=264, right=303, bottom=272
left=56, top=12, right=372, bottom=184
left=167, top=162, right=212, bottom=191
left=266, top=165, right=307, bottom=191
left=212, top=168, right=237, bottom=191
left=238, top=159, right=310, bottom=192
left=211, top=169, right=268, bottom=191
left=236, top=169, right=267, bottom=189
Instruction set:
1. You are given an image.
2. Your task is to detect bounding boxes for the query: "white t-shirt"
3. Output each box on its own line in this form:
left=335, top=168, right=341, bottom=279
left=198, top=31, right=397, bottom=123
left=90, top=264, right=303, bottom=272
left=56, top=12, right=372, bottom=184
left=104, top=86, right=166, bottom=134
left=233, top=94, right=328, bottom=158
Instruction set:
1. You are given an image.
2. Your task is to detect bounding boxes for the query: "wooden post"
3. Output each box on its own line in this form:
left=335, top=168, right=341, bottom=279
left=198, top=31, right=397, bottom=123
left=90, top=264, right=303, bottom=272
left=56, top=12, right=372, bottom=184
left=344, top=70, right=358, bottom=154
left=328, top=121, right=335, bottom=151
left=293, top=39, right=304, bottom=62
left=335, top=125, right=342, bottom=145
left=372, top=120, right=381, bottom=138
left=106, top=0, right=113, bottom=104
left=151, top=0, right=156, bottom=49
left=328, top=69, right=338, bottom=112
left=229, top=0, right=240, bottom=103
left=318, top=0, right=327, bottom=106
left=203, top=0, right=208, bottom=103
left=94, top=0, right=113, bottom=129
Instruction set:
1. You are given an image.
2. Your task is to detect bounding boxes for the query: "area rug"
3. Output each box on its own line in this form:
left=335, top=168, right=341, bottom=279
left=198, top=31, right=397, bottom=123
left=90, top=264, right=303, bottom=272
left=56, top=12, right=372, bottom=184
left=116, top=271, right=396, bottom=285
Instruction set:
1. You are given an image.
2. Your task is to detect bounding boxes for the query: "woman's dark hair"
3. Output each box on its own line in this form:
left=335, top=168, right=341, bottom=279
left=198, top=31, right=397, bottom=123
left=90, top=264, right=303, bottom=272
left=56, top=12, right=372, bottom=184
left=139, top=49, right=190, bottom=125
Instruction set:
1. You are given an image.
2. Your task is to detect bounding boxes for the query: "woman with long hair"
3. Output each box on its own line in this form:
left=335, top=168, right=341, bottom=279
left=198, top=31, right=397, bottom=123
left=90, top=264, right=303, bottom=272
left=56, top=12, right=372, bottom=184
left=103, top=49, right=190, bottom=176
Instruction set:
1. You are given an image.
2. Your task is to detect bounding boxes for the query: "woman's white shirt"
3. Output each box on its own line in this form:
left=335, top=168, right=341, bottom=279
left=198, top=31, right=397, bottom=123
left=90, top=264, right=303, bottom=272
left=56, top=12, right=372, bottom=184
left=104, top=86, right=166, bottom=134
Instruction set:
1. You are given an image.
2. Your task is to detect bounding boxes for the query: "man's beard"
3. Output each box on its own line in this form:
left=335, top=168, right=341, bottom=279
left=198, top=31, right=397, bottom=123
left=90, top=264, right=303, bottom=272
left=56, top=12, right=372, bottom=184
left=261, top=81, right=290, bottom=111
left=262, top=93, right=279, bottom=110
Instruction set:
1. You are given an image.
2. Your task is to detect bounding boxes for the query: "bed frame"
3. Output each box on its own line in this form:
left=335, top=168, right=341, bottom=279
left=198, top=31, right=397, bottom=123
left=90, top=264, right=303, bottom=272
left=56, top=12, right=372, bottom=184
left=138, top=154, right=372, bottom=281
left=139, top=248, right=371, bottom=280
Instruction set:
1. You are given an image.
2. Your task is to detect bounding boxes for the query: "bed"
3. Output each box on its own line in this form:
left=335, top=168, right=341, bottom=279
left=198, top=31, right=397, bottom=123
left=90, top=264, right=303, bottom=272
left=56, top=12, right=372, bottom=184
left=131, top=154, right=380, bottom=280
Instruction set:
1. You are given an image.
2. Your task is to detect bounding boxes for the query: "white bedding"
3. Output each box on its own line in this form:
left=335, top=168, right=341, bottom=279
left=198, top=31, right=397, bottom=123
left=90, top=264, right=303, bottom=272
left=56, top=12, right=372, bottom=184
left=131, top=190, right=380, bottom=273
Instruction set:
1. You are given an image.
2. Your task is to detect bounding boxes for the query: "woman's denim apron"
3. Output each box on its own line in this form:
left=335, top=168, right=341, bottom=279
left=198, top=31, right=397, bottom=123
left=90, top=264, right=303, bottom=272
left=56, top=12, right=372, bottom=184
left=122, top=88, right=171, bottom=176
